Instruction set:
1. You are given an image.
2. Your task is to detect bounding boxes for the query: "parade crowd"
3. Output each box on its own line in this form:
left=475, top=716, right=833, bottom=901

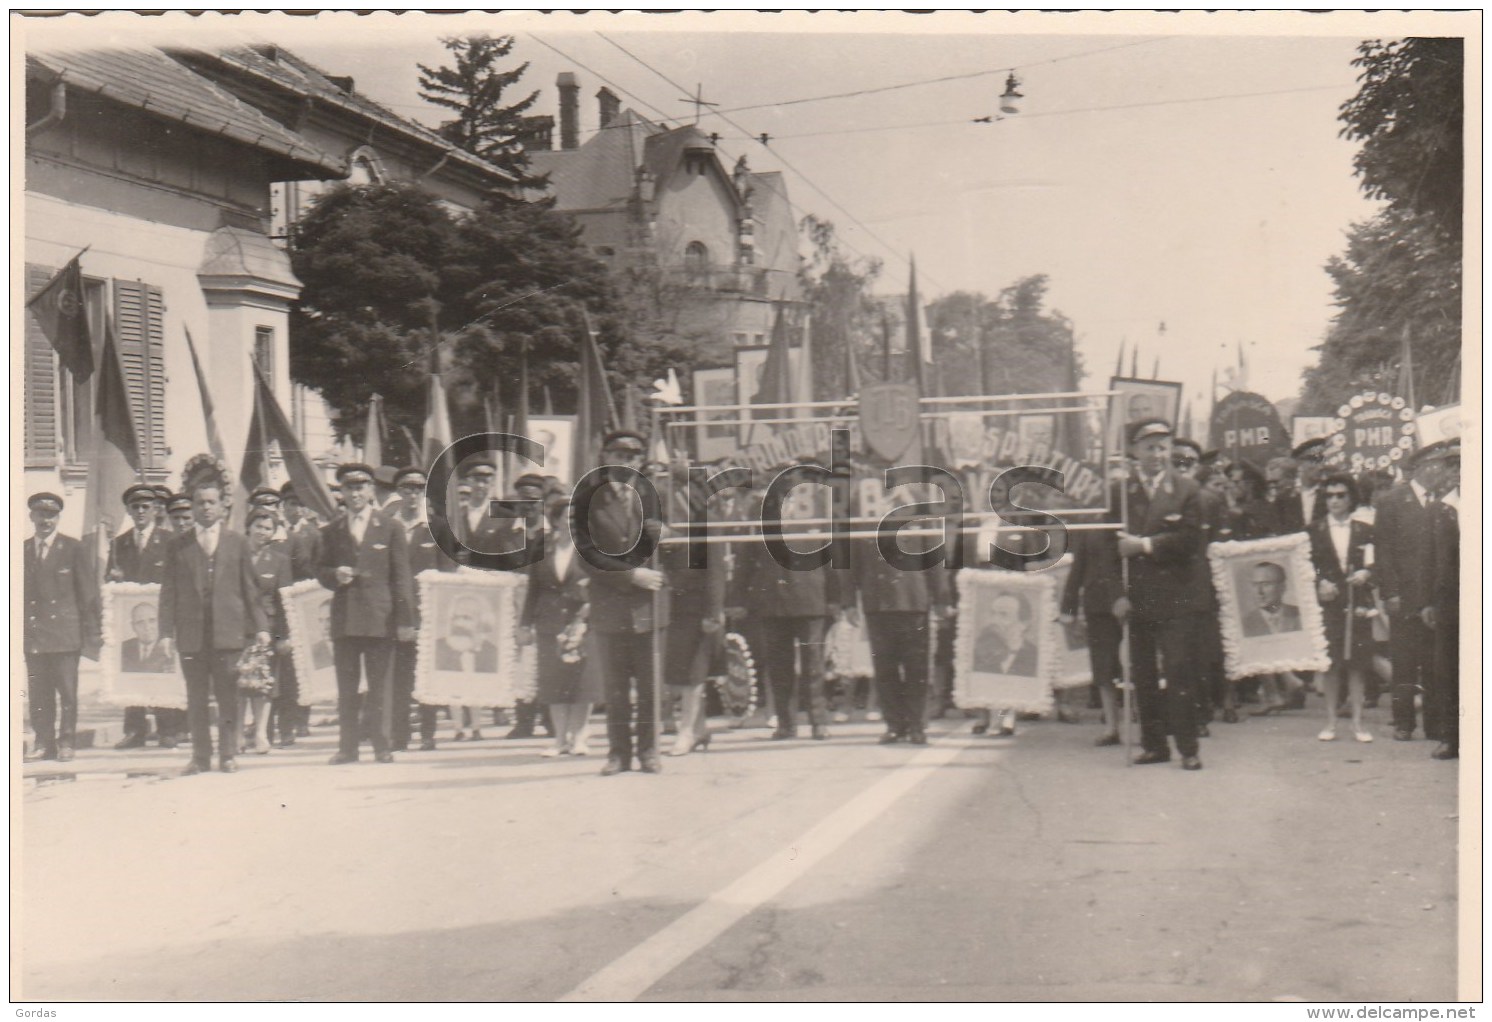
left=24, top=418, right=1463, bottom=777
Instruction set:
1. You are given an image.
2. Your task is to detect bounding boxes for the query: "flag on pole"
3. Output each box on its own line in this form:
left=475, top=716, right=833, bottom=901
left=844, top=320, right=862, bottom=398
left=1114, top=338, right=1126, bottom=379
left=1395, top=324, right=1417, bottom=411
left=27, top=252, right=95, bottom=381
left=182, top=325, right=226, bottom=462
left=82, top=315, right=142, bottom=539
left=574, top=309, right=617, bottom=477
left=748, top=303, right=795, bottom=446
left=542, top=384, right=555, bottom=416
left=422, top=372, right=454, bottom=467
left=1129, top=344, right=1139, bottom=379
left=364, top=393, right=386, bottom=467
left=241, top=360, right=337, bottom=523
left=516, top=337, right=531, bottom=439
left=1151, top=355, right=1160, bottom=380
left=795, top=312, right=814, bottom=413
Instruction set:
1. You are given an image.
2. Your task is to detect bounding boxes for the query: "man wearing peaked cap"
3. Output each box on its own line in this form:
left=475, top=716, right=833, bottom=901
left=1422, top=438, right=1460, bottom=760
left=601, top=430, right=647, bottom=452
left=249, top=487, right=282, bottom=508
left=25, top=492, right=101, bottom=763
left=1113, top=417, right=1209, bottom=771
left=1274, top=437, right=1328, bottom=533
left=317, top=462, right=415, bottom=764
left=167, top=494, right=195, bottom=531
left=108, top=482, right=183, bottom=750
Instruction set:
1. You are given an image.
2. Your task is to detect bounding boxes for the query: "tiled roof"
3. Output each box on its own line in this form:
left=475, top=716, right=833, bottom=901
left=178, top=45, right=515, bottom=188
left=26, top=48, right=345, bottom=177
left=528, top=108, right=661, bottom=210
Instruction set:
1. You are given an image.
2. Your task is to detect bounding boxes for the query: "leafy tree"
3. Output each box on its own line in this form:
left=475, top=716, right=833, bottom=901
left=1299, top=37, right=1464, bottom=412
left=1339, top=38, right=1464, bottom=242
left=417, top=35, right=548, bottom=188
left=798, top=213, right=883, bottom=400
left=926, top=276, right=1080, bottom=397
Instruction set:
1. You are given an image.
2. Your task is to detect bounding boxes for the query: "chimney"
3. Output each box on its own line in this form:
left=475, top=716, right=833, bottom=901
left=597, top=87, right=620, bottom=130
left=527, top=114, right=555, bottom=151
left=557, top=72, right=580, bottom=150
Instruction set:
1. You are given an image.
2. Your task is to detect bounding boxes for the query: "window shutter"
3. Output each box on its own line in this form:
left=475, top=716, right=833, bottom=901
left=113, top=279, right=168, bottom=468
left=24, top=264, right=60, bottom=466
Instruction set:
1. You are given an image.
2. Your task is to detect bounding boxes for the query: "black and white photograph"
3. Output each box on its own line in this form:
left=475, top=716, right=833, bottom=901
left=15, top=9, right=1473, bottom=1008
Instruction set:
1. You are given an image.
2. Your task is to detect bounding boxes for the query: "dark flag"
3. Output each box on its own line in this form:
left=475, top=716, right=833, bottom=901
left=575, top=309, right=617, bottom=477
left=241, top=360, right=337, bottom=523
left=83, top=316, right=142, bottom=538
left=27, top=254, right=94, bottom=380
left=183, top=326, right=227, bottom=462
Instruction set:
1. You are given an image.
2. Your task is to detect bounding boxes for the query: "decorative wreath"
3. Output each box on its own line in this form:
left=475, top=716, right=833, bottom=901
left=712, top=631, right=758, bottom=719
left=558, top=618, right=588, bottom=664
left=236, top=641, right=277, bottom=695
left=181, top=452, right=233, bottom=500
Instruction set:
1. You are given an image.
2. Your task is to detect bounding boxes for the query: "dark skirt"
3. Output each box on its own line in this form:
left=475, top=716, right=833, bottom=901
left=1323, top=601, right=1374, bottom=668
left=534, top=610, right=604, bottom=705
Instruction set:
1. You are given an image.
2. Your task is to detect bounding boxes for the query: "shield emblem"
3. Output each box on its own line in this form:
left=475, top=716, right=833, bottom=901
left=859, top=382, right=922, bottom=462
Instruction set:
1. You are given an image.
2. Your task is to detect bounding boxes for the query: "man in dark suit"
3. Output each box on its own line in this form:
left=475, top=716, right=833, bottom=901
left=157, top=479, right=270, bottom=774
left=847, top=509, right=949, bottom=744
left=500, top=473, right=554, bottom=740
left=1240, top=561, right=1303, bottom=636
left=1114, top=418, right=1209, bottom=771
left=24, top=493, right=101, bottom=762
left=1060, top=519, right=1126, bottom=745
left=1421, top=440, right=1460, bottom=760
left=972, top=594, right=1038, bottom=676
left=1373, top=443, right=1452, bottom=742
left=577, top=431, right=669, bottom=775
left=107, top=482, right=183, bottom=749
left=120, top=601, right=173, bottom=673
left=316, top=463, right=416, bottom=764
left=389, top=466, right=459, bottom=751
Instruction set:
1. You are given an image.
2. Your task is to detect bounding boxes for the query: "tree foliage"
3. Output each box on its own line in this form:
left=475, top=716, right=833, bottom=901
left=1299, top=37, right=1464, bottom=412
left=798, top=213, right=883, bottom=400
left=926, top=275, right=1080, bottom=397
left=290, top=183, right=630, bottom=441
left=417, top=34, right=548, bottom=188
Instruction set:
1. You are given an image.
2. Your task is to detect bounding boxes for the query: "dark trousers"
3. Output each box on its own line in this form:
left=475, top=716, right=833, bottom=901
left=759, top=616, right=829, bottom=730
left=123, top=705, right=186, bottom=740
left=391, top=639, right=418, bottom=749
left=1431, top=608, right=1459, bottom=751
left=334, top=637, right=394, bottom=757
left=180, top=649, right=241, bottom=765
left=272, top=658, right=301, bottom=742
left=1390, top=613, right=1437, bottom=736
left=1129, top=613, right=1200, bottom=758
left=1194, top=614, right=1227, bottom=715
left=594, top=629, right=657, bottom=762
left=865, top=611, right=930, bottom=736
left=27, top=653, right=80, bottom=751
left=511, top=698, right=551, bottom=736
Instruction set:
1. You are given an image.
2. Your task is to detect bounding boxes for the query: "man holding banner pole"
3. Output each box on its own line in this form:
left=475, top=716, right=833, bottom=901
left=1112, top=418, right=1208, bottom=771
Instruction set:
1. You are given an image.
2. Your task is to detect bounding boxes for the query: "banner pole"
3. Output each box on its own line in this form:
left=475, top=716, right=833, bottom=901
left=1117, top=456, right=1134, bottom=766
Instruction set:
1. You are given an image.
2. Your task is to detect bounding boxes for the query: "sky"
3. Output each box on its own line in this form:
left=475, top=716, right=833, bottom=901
left=21, top=11, right=1470, bottom=415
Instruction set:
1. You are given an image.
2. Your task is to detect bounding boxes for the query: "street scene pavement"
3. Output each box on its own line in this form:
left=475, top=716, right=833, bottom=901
left=18, top=701, right=1459, bottom=1002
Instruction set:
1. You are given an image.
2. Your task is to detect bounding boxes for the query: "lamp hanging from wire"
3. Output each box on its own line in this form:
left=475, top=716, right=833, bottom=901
left=999, top=73, right=1024, bottom=115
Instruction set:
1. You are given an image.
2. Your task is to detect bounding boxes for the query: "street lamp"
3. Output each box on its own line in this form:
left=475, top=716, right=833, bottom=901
left=999, top=73, right=1023, bottom=116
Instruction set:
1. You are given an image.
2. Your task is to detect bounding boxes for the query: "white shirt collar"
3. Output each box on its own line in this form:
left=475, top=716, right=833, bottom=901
left=1410, top=479, right=1431, bottom=505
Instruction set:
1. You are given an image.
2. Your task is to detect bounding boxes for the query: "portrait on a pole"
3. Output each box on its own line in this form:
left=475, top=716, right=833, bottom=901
left=1208, top=533, right=1331, bottom=680
left=100, top=582, right=186, bottom=709
left=1107, top=377, right=1182, bottom=454
left=415, top=568, right=534, bottom=708
left=954, top=569, right=1056, bottom=715
left=281, top=578, right=339, bottom=706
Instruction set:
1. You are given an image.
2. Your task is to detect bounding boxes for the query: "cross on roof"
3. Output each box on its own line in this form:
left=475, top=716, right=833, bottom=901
left=678, top=82, right=718, bottom=125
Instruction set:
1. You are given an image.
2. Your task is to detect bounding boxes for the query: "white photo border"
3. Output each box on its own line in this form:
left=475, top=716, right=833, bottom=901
left=1208, top=532, right=1331, bottom=680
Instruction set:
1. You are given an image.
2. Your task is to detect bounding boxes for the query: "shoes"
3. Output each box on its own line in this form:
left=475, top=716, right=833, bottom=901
left=572, top=741, right=591, bottom=757
left=1180, top=756, right=1203, bottom=771
left=1196, top=724, right=1211, bottom=739
left=505, top=727, right=534, bottom=740
left=971, top=722, right=989, bottom=735
left=277, top=735, right=297, bottom=748
left=1133, top=750, right=1171, bottom=766
left=219, top=758, right=238, bottom=773
left=296, top=725, right=311, bottom=737
left=692, top=733, right=712, bottom=753
left=1250, top=704, right=1285, bottom=717
left=328, top=752, right=359, bottom=765
left=1221, top=708, right=1239, bottom=724
left=832, top=711, right=850, bottom=723
left=1354, top=730, right=1373, bottom=743
left=115, top=733, right=146, bottom=750
left=866, top=711, right=882, bottom=723
left=1094, top=732, right=1121, bottom=747
left=56, top=745, right=75, bottom=763
left=374, top=751, right=395, bottom=764
left=159, top=736, right=179, bottom=750
left=877, top=732, right=902, bottom=745
left=469, top=729, right=484, bottom=741
left=811, top=725, right=830, bottom=741
left=1285, top=691, right=1307, bottom=710
left=541, top=746, right=566, bottom=758
left=638, top=754, right=662, bottom=774
left=907, top=729, right=928, bottom=746
left=600, top=757, right=630, bottom=776
left=419, top=739, right=437, bottom=751
left=453, top=731, right=467, bottom=742
left=1431, top=744, right=1458, bottom=760
left=1318, top=728, right=1337, bottom=742
left=25, top=746, right=57, bottom=762
left=771, top=728, right=798, bottom=741
left=254, top=740, right=271, bottom=755
left=1393, top=730, right=1414, bottom=742
left=390, top=741, right=408, bottom=753
left=182, top=760, right=209, bottom=776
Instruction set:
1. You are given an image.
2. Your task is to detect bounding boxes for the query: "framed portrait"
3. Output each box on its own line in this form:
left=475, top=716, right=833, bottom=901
left=100, top=582, right=186, bottom=710
left=282, top=577, right=340, bottom=706
left=1108, top=377, right=1183, bottom=454
left=1043, top=556, right=1093, bottom=689
left=1016, top=413, right=1056, bottom=461
left=1208, top=533, right=1331, bottom=680
left=415, top=568, right=535, bottom=708
left=523, top=414, right=576, bottom=487
left=692, top=366, right=738, bottom=462
left=953, top=569, right=1057, bottom=715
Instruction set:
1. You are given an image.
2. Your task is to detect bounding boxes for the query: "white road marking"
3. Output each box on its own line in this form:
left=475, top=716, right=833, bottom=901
left=559, top=725, right=982, bottom=1002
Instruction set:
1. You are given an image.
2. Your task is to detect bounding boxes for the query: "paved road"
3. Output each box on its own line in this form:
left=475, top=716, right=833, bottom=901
left=17, top=705, right=1461, bottom=1002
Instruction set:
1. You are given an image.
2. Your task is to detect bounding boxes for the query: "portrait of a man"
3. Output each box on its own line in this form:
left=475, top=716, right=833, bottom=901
left=436, top=594, right=499, bottom=673
left=120, top=601, right=173, bottom=674
left=973, top=592, right=1038, bottom=677
left=310, top=598, right=334, bottom=670
left=1241, top=560, right=1302, bottom=637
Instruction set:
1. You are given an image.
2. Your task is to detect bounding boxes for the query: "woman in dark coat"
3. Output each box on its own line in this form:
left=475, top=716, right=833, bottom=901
left=242, top=508, right=293, bottom=755
left=521, top=497, right=599, bottom=756
left=1308, top=473, right=1376, bottom=743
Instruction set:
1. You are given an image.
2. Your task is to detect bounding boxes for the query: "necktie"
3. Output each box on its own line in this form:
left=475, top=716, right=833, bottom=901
left=199, top=526, right=217, bottom=558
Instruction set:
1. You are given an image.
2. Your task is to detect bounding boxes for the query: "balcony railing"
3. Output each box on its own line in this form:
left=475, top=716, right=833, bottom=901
left=665, top=266, right=771, bottom=297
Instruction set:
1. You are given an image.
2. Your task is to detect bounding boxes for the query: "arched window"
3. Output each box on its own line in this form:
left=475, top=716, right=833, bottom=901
left=684, top=241, right=710, bottom=280
left=347, top=146, right=386, bottom=185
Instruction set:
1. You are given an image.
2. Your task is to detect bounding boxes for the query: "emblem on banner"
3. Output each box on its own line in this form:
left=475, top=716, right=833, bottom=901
left=859, top=382, right=921, bottom=461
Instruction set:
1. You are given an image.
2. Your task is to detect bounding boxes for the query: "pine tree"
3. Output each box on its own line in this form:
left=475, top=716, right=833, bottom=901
left=417, top=35, right=548, bottom=188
